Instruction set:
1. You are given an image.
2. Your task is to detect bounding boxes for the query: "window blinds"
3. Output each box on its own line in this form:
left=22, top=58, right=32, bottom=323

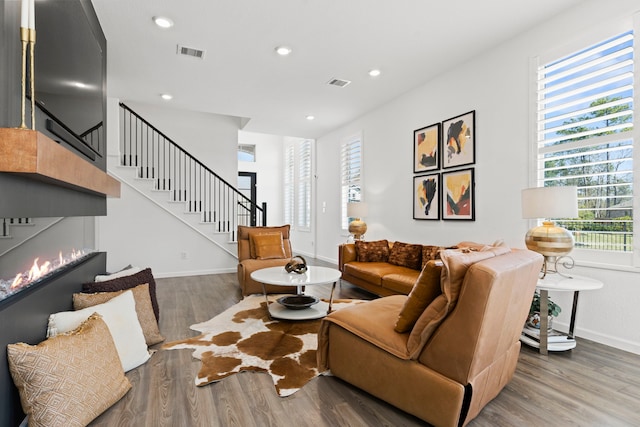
left=536, top=31, right=634, bottom=252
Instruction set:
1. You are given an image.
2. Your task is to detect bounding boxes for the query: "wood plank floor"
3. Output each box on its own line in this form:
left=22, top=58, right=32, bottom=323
left=90, top=264, right=640, bottom=426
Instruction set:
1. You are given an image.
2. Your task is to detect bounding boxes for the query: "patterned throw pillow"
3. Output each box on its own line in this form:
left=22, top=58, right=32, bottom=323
left=388, top=242, right=423, bottom=270
left=83, top=267, right=159, bottom=321
left=7, top=314, right=131, bottom=427
left=421, top=245, right=445, bottom=269
left=73, top=283, right=165, bottom=346
left=355, top=240, right=390, bottom=262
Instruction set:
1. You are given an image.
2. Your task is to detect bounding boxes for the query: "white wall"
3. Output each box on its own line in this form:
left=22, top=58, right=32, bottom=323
left=313, top=0, right=640, bottom=354
left=98, top=99, right=241, bottom=276
left=97, top=183, right=237, bottom=277
left=238, top=131, right=285, bottom=225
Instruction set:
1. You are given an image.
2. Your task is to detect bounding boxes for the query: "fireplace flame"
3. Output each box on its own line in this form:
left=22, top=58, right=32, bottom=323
left=10, top=274, right=23, bottom=290
left=4, top=249, right=93, bottom=296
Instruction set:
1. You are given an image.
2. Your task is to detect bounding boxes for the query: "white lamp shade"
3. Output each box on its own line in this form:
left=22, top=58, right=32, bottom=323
left=521, top=186, right=578, bottom=219
left=347, top=202, right=368, bottom=219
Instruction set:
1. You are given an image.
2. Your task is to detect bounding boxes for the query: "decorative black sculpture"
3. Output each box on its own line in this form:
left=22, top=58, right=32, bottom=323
left=285, top=255, right=307, bottom=274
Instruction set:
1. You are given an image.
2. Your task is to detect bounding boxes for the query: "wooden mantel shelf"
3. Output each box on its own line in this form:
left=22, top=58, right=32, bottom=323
left=0, top=128, right=120, bottom=197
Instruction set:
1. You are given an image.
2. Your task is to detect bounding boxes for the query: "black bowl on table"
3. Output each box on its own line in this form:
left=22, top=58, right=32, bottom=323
left=277, top=295, right=319, bottom=310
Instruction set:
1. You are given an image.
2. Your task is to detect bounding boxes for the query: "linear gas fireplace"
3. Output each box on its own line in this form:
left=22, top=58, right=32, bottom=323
left=0, top=248, right=94, bottom=305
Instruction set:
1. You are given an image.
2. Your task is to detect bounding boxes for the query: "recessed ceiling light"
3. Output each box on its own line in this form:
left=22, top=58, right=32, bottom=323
left=153, top=16, right=174, bottom=29
left=368, top=69, right=381, bottom=77
left=160, top=93, right=173, bottom=100
left=306, top=115, right=315, bottom=121
left=275, top=46, right=292, bottom=56
left=73, top=82, right=88, bottom=89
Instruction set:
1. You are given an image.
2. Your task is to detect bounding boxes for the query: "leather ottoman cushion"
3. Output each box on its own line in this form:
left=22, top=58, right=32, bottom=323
left=320, top=296, right=410, bottom=359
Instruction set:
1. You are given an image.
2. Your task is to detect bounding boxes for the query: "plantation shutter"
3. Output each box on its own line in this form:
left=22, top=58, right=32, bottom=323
left=536, top=31, right=634, bottom=252
left=341, top=135, right=362, bottom=230
left=283, top=143, right=295, bottom=226
left=296, top=140, right=311, bottom=230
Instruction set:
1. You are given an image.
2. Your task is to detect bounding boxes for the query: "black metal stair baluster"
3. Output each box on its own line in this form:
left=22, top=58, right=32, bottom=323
left=145, top=123, right=149, bottom=178
left=163, top=135, right=168, bottom=191
left=177, top=150, right=181, bottom=201
left=118, top=103, right=268, bottom=241
left=121, top=107, right=125, bottom=165
left=128, top=110, right=132, bottom=166
left=199, top=163, right=203, bottom=215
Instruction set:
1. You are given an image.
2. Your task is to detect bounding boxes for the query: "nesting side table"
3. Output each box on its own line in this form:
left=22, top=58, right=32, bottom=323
left=520, top=274, right=603, bottom=355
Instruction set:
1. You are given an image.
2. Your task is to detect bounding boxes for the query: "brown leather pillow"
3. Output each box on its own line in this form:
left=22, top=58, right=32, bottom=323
left=394, top=260, right=443, bottom=333
left=250, top=232, right=286, bottom=259
left=388, top=242, right=423, bottom=270
left=355, top=240, right=390, bottom=262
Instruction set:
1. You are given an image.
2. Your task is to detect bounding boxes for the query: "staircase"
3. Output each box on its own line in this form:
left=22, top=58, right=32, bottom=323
left=113, top=103, right=266, bottom=246
left=0, top=217, right=62, bottom=257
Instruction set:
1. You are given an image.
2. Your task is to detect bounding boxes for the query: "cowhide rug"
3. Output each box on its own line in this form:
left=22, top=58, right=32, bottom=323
left=162, top=295, right=363, bottom=397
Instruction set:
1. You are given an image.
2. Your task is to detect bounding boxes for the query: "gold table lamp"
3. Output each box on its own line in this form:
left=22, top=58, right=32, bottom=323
left=521, top=186, right=578, bottom=277
left=347, top=202, right=368, bottom=241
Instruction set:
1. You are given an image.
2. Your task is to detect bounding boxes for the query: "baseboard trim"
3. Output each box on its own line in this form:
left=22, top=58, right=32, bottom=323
left=154, top=268, right=236, bottom=279
left=292, top=249, right=337, bottom=266
left=553, top=321, right=640, bottom=355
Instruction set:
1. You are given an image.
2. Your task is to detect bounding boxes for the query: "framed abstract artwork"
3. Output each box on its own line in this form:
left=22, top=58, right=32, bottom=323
left=413, top=173, right=440, bottom=220
left=442, top=110, right=475, bottom=169
left=442, top=168, right=475, bottom=220
left=413, top=123, right=440, bottom=173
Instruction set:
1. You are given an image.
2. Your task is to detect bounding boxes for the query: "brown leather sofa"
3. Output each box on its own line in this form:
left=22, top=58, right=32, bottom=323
left=319, top=248, right=543, bottom=427
left=339, top=240, right=443, bottom=296
left=237, top=225, right=297, bottom=295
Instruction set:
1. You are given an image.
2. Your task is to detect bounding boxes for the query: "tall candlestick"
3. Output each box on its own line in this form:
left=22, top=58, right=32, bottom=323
left=29, top=28, right=36, bottom=130
left=28, top=0, right=35, bottom=30
left=21, top=0, right=28, bottom=28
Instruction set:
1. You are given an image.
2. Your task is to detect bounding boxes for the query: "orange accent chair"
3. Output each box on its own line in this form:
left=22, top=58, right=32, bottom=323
left=237, top=225, right=297, bottom=295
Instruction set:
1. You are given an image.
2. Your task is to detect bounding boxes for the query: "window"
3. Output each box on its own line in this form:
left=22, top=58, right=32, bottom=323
left=283, top=139, right=312, bottom=230
left=297, top=140, right=311, bottom=230
left=283, top=143, right=294, bottom=226
left=534, top=31, right=635, bottom=259
left=341, top=134, right=362, bottom=230
left=238, top=144, right=256, bottom=162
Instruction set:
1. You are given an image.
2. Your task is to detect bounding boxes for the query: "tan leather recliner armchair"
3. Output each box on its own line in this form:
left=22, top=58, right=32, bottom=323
left=237, top=225, right=297, bottom=296
left=318, top=248, right=543, bottom=427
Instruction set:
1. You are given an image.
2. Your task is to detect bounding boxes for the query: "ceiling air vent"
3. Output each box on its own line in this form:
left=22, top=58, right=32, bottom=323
left=327, top=78, right=351, bottom=88
left=177, top=44, right=206, bottom=59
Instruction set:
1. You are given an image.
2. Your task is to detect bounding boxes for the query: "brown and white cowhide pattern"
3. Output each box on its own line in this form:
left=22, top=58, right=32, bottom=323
left=162, top=295, right=363, bottom=397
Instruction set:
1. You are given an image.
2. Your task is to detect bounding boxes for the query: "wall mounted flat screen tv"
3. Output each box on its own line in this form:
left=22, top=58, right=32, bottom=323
left=33, top=0, right=106, bottom=156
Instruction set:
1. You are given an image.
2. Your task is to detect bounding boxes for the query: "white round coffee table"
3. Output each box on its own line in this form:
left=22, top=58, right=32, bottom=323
left=251, top=266, right=341, bottom=320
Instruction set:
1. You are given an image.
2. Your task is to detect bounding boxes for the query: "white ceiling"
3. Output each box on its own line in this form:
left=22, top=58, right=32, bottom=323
left=92, top=0, right=582, bottom=139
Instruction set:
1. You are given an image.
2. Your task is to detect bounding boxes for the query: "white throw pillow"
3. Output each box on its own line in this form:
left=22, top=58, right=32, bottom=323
left=48, top=290, right=150, bottom=372
left=95, top=266, right=142, bottom=282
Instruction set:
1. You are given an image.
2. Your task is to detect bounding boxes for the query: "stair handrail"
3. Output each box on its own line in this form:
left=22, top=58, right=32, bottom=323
left=119, top=102, right=265, bottom=226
